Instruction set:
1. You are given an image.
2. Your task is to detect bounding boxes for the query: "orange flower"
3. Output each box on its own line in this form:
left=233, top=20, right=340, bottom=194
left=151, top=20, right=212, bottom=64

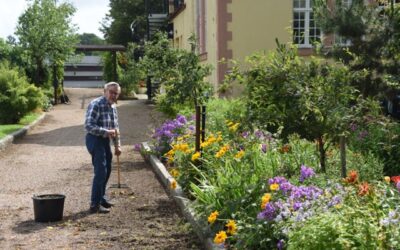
left=358, top=182, right=370, bottom=196
left=279, top=144, right=291, bottom=153
left=214, top=231, right=227, bottom=244
left=345, top=170, right=358, bottom=184
left=208, top=211, right=219, bottom=224
left=170, top=180, right=177, bottom=189
left=225, top=220, right=237, bottom=235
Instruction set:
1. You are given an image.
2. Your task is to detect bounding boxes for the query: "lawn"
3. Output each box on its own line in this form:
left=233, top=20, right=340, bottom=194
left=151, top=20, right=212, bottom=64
left=0, top=112, right=41, bottom=140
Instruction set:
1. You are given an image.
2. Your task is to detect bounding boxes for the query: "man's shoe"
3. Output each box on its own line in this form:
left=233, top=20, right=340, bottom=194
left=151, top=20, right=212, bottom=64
left=100, top=200, right=115, bottom=208
left=89, top=205, right=110, bottom=214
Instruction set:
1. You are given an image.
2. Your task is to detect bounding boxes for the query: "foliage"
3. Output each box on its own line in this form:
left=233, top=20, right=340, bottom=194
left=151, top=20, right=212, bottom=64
left=313, top=0, right=400, bottom=98
left=15, top=0, right=78, bottom=86
left=100, top=0, right=166, bottom=45
left=101, top=51, right=123, bottom=83
left=0, top=62, right=44, bottom=124
left=347, top=113, right=400, bottom=176
left=225, top=41, right=366, bottom=171
left=77, top=33, right=105, bottom=56
left=139, top=32, right=213, bottom=117
left=148, top=95, right=400, bottom=249
left=118, top=43, right=145, bottom=96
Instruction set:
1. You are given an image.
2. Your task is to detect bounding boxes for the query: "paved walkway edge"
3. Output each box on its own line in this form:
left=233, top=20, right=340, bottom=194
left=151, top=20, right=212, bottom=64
left=0, top=113, right=46, bottom=152
left=141, top=142, right=218, bottom=250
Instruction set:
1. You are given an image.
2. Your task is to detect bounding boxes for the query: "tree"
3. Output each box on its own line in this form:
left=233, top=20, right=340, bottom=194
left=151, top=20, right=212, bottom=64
left=78, top=33, right=105, bottom=55
left=313, top=0, right=400, bottom=99
left=100, top=0, right=166, bottom=45
left=15, top=0, right=78, bottom=86
left=78, top=33, right=105, bottom=45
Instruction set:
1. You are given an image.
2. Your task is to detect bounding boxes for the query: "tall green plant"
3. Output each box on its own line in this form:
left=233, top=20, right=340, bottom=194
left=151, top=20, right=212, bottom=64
left=140, top=32, right=213, bottom=116
left=0, top=62, right=44, bottom=124
left=225, top=41, right=363, bottom=172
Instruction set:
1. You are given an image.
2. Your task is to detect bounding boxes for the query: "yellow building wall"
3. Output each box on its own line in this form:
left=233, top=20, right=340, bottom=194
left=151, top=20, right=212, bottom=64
left=228, top=1, right=292, bottom=62
left=204, top=1, right=218, bottom=88
left=172, top=2, right=196, bottom=50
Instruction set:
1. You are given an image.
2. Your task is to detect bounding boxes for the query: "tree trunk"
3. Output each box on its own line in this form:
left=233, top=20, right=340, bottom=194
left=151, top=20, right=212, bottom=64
left=318, top=136, right=326, bottom=173
left=340, top=136, right=347, bottom=178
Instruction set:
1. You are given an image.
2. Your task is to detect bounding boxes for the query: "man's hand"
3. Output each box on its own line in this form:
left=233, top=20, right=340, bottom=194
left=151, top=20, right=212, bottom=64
left=106, top=129, right=116, bottom=138
left=115, top=146, right=122, bottom=156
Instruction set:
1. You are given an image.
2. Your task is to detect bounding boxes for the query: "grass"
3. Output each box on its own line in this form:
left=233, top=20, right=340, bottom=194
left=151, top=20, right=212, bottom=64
left=0, top=112, right=42, bottom=140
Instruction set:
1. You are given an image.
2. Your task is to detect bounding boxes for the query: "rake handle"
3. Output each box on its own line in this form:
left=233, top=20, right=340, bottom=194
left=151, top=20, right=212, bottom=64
left=116, top=155, right=121, bottom=187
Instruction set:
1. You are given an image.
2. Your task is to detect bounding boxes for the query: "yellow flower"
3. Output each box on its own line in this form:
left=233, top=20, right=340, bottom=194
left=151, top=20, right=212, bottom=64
left=213, top=231, right=227, bottom=244
left=208, top=211, right=219, bottom=224
left=225, top=220, right=237, bottom=235
left=169, top=168, right=179, bottom=178
left=191, top=151, right=201, bottom=161
left=216, top=145, right=229, bottom=158
left=200, top=141, right=210, bottom=148
left=229, top=123, right=240, bottom=132
left=384, top=176, right=391, bottom=183
left=270, top=183, right=279, bottom=191
left=261, top=193, right=271, bottom=209
left=170, top=180, right=177, bottom=189
left=234, top=150, right=245, bottom=159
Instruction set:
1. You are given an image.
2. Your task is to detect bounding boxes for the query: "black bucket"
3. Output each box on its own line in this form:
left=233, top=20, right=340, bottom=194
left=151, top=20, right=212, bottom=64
left=32, top=194, right=65, bottom=222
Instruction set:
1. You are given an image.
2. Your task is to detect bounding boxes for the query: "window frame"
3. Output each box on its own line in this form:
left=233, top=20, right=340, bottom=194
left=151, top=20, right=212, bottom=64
left=293, top=0, right=321, bottom=48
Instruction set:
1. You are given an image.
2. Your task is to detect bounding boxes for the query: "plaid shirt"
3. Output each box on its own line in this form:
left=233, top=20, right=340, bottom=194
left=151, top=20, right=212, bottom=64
left=84, top=96, right=121, bottom=146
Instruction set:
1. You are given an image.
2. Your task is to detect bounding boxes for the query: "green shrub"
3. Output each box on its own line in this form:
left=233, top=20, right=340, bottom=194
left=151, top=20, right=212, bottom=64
left=0, top=62, right=44, bottom=124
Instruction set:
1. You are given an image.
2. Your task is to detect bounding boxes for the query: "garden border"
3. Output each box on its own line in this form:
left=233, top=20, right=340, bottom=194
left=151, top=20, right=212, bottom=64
left=141, top=142, right=218, bottom=250
left=0, top=113, right=46, bottom=152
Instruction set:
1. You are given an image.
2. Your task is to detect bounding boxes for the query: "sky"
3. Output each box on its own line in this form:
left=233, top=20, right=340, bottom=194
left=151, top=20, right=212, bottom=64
left=0, top=0, right=110, bottom=39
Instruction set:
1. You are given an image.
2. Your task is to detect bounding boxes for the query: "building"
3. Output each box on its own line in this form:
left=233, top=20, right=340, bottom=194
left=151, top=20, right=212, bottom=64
left=64, top=55, right=105, bottom=88
left=168, top=0, right=393, bottom=93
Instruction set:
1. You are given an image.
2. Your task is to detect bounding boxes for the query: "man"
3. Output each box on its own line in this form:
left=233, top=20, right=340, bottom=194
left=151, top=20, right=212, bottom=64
left=84, top=82, right=122, bottom=213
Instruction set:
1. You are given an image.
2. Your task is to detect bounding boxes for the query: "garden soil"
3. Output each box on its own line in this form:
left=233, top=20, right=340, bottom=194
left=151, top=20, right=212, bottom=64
left=0, top=88, right=202, bottom=249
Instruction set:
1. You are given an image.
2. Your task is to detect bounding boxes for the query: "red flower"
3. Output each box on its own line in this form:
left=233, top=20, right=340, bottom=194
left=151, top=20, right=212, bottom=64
left=345, top=170, right=358, bottom=184
left=391, top=176, right=400, bottom=184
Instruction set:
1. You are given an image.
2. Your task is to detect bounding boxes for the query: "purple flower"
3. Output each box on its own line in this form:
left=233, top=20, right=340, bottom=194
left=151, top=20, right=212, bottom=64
left=277, top=239, right=284, bottom=250
left=254, top=130, right=264, bottom=139
left=176, top=114, right=187, bottom=124
left=261, top=144, right=267, bottom=153
left=268, top=176, right=288, bottom=185
left=279, top=182, right=293, bottom=193
left=350, top=122, right=358, bottom=131
left=327, top=195, right=342, bottom=208
left=299, top=165, right=315, bottom=182
left=257, top=203, right=276, bottom=221
left=293, top=202, right=302, bottom=211
left=397, top=182, right=400, bottom=192
left=133, top=143, right=142, bottom=152
left=242, top=131, right=250, bottom=138
left=358, top=130, right=368, bottom=140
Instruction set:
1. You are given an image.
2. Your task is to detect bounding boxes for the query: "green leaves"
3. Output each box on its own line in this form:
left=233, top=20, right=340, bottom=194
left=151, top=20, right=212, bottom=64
left=15, top=0, right=78, bottom=85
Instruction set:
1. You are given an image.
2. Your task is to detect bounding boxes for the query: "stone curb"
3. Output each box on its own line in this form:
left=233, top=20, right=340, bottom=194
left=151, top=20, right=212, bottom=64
left=0, top=113, right=46, bottom=152
left=141, top=142, right=219, bottom=250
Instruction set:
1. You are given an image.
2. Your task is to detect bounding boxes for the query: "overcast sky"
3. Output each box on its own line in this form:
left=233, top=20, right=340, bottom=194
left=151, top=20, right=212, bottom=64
left=0, top=0, right=110, bottom=39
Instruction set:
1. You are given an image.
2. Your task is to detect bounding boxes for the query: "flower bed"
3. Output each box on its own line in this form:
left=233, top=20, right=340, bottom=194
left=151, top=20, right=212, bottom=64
left=138, top=113, right=400, bottom=249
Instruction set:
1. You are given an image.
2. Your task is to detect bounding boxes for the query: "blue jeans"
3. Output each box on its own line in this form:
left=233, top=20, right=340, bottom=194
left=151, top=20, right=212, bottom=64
left=86, top=133, right=112, bottom=207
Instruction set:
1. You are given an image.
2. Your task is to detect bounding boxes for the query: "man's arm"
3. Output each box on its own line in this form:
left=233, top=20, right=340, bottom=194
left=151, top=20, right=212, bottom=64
left=84, top=102, right=108, bottom=137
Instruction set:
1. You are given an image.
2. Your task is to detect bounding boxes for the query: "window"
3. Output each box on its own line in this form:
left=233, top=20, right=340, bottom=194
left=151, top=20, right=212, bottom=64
left=293, top=0, right=321, bottom=47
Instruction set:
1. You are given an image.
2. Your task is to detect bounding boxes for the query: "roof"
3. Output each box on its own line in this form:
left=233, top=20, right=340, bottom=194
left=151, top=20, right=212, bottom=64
left=75, top=44, right=126, bottom=52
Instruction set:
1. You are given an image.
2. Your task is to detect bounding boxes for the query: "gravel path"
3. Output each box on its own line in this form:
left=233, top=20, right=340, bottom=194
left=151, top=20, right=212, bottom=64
left=0, top=88, right=201, bottom=249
